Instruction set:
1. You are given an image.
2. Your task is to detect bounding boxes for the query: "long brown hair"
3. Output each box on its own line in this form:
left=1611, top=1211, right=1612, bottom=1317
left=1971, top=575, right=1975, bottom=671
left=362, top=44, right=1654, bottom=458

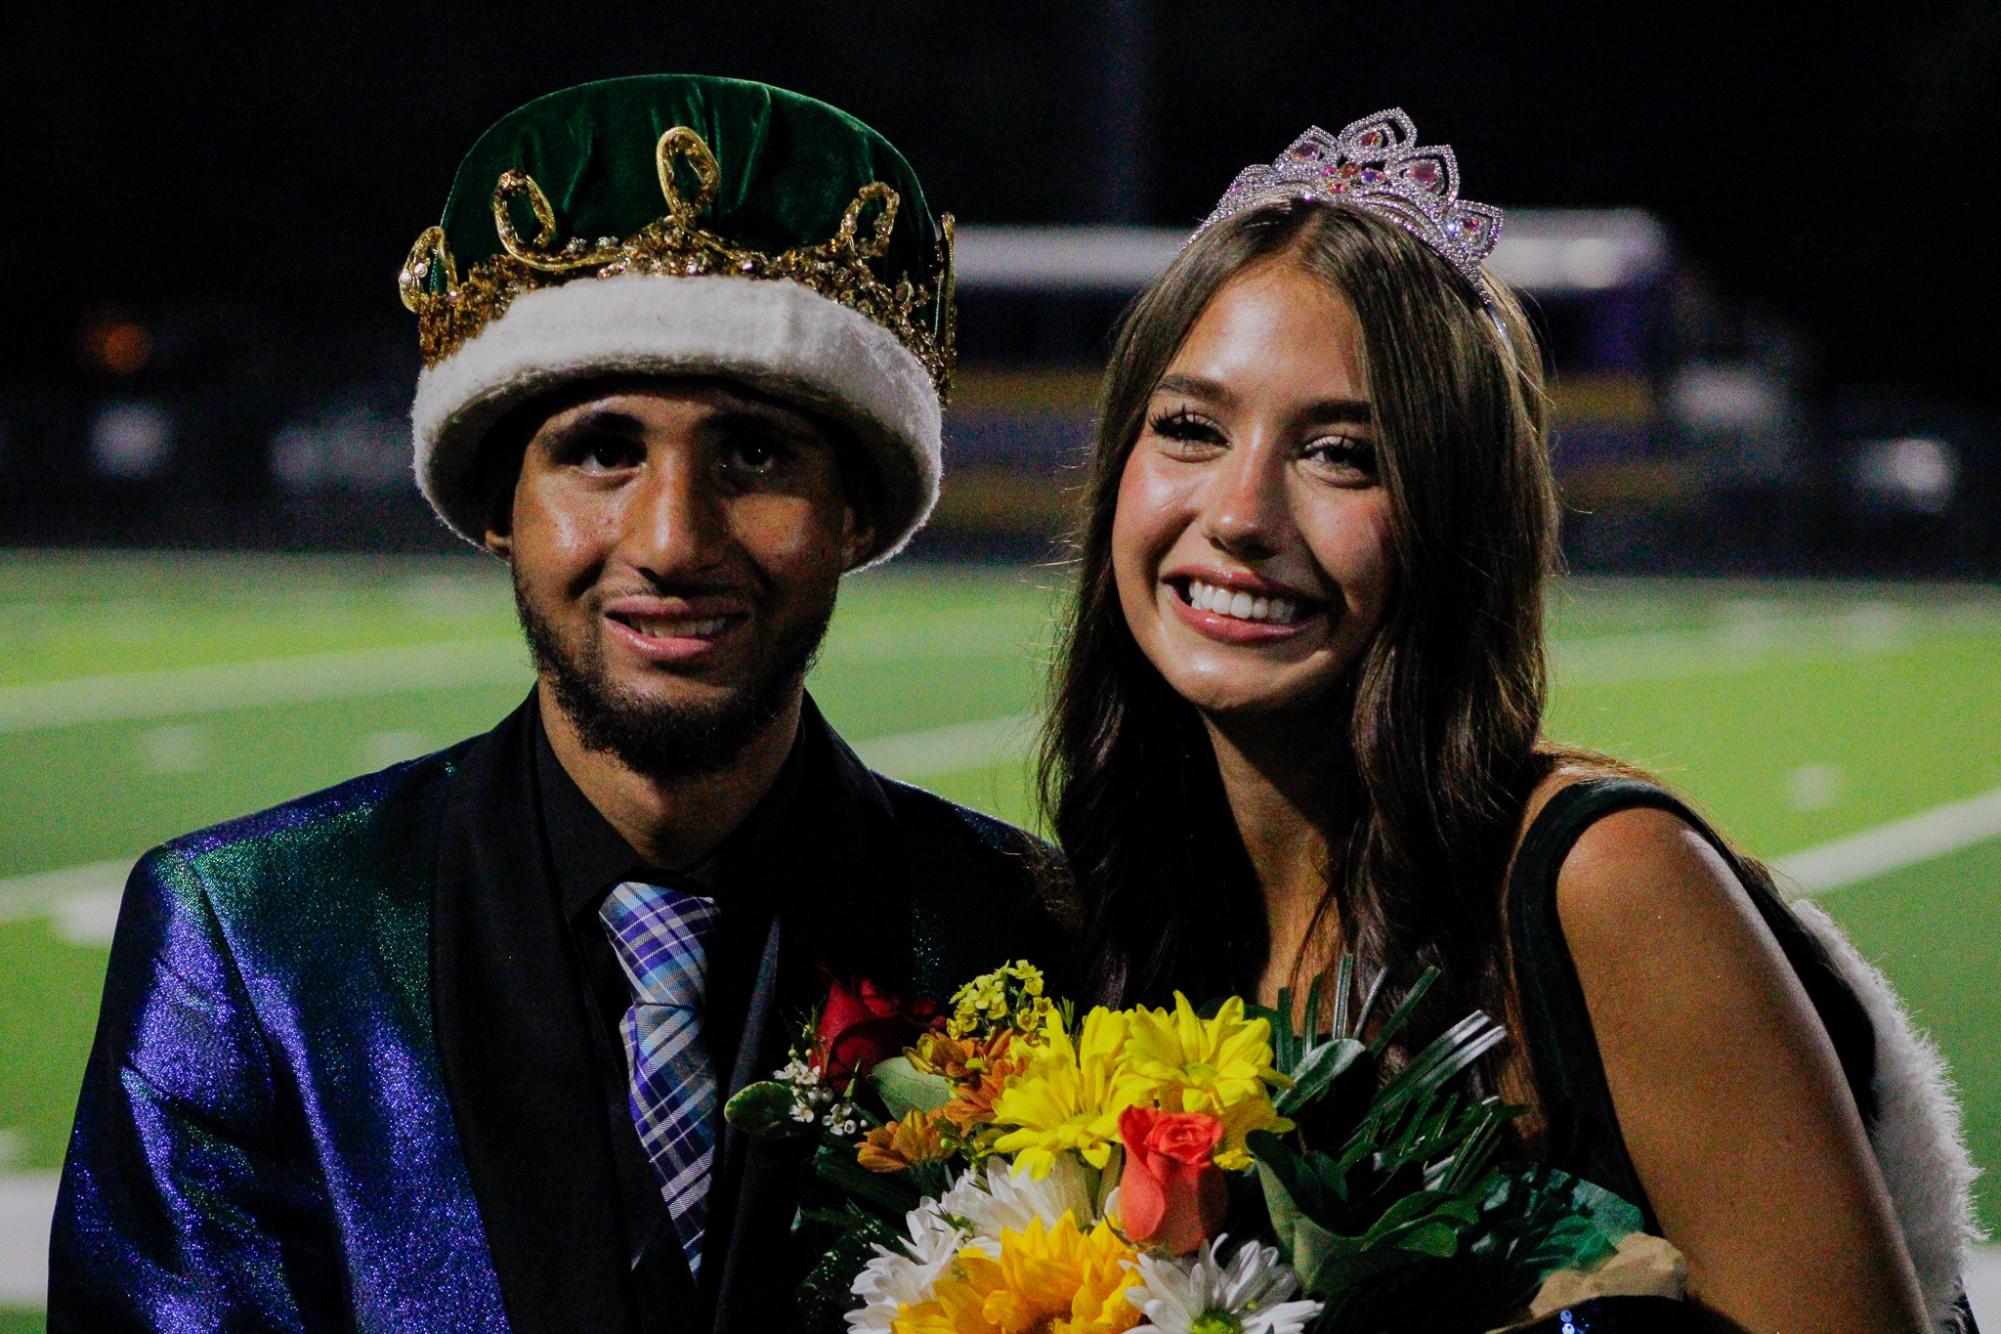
left=1040, top=200, right=1557, bottom=1035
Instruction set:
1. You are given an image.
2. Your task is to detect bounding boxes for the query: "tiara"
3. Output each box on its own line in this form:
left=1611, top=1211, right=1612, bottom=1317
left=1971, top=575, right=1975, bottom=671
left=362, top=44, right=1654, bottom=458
left=1195, top=109, right=1503, bottom=302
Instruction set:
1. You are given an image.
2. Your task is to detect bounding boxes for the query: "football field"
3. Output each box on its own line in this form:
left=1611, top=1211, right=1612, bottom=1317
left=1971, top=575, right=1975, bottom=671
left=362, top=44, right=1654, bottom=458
left=2, top=550, right=1997, bottom=1324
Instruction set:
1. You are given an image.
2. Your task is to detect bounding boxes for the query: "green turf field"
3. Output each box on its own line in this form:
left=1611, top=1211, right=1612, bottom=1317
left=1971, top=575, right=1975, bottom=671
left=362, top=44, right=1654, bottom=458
left=2, top=551, right=1997, bottom=1322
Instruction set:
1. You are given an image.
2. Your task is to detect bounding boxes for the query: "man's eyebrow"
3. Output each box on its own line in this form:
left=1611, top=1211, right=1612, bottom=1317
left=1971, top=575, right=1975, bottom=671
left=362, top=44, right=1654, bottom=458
left=700, top=400, right=824, bottom=441
left=537, top=408, right=646, bottom=453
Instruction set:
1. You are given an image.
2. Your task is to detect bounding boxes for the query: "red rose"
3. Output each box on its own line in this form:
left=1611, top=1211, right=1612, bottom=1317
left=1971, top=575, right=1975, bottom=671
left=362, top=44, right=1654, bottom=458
left=1118, top=1105, right=1228, bottom=1254
left=815, top=977, right=941, bottom=1086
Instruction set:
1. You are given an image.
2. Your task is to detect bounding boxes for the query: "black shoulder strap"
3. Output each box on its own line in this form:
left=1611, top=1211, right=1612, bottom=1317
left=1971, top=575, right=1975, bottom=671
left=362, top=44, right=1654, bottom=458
left=1507, top=777, right=1878, bottom=1234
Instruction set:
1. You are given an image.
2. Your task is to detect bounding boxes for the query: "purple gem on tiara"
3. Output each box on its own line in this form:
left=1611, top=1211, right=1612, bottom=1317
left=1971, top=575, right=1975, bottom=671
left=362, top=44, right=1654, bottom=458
left=1406, top=159, right=1443, bottom=191
left=1357, top=129, right=1387, bottom=148
left=1359, top=168, right=1387, bottom=185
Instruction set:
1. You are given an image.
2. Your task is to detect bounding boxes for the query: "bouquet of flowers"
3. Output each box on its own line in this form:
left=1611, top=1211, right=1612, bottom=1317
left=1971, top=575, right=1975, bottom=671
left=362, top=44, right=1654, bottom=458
left=726, top=959, right=1684, bottom=1333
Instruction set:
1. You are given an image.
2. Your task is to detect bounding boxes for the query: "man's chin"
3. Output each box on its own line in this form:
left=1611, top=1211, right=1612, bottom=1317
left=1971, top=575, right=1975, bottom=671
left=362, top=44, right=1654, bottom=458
left=549, top=674, right=798, bottom=782
left=514, top=574, right=831, bottom=783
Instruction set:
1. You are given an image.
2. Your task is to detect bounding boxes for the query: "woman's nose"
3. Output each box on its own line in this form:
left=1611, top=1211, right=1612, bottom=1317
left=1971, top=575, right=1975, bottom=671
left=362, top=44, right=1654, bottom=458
left=1201, top=442, right=1286, bottom=560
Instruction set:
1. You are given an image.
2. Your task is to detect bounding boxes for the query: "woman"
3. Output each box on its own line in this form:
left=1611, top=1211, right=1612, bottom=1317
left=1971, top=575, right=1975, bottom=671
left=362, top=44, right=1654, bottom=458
left=1041, top=113, right=1960, bottom=1331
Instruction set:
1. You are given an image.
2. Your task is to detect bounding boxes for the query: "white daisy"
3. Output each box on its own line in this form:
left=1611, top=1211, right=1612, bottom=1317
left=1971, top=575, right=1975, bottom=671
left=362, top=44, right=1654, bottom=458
left=942, top=1154, right=1101, bottom=1239
left=1127, top=1235, right=1323, bottom=1334
left=846, top=1156, right=1112, bottom=1330
left=845, top=1201, right=969, bottom=1333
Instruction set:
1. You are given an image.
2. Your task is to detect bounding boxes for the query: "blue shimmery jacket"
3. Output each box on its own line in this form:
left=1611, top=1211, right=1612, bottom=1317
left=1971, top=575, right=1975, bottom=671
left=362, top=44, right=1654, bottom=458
left=50, top=696, right=1063, bottom=1332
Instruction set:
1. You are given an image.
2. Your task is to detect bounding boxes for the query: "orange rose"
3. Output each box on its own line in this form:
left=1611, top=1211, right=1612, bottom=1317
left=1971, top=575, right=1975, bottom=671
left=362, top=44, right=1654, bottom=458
left=1117, top=1105, right=1227, bottom=1253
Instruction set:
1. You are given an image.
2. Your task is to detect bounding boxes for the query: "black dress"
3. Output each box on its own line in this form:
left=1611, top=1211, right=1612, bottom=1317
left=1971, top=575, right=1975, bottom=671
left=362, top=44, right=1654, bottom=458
left=1502, top=777, right=1976, bottom=1333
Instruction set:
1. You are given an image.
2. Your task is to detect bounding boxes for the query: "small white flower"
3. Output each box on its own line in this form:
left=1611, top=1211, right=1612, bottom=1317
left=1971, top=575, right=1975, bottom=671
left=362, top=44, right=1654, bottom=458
left=1127, top=1235, right=1322, bottom=1334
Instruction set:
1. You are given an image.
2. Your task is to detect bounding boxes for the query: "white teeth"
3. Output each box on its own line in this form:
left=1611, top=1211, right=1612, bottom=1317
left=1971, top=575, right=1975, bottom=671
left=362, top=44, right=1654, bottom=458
left=631, top=616, right=727, bottom=638
left=1184, top=579, right=1304, bottom=626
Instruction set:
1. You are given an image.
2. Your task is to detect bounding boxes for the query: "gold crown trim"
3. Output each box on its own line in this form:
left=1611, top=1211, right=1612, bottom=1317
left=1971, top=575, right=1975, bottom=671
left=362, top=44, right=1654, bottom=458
left=399, top=126, right=956, bottom=401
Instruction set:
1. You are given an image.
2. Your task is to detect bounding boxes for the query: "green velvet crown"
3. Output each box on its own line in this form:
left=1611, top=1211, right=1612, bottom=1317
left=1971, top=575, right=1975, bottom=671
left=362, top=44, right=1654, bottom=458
left=398, top=74, right=955, bottom=394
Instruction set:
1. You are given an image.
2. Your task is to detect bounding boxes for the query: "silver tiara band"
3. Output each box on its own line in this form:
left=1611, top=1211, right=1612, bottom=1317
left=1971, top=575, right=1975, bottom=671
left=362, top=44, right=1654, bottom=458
left=1196, top=109, right=1504, bottom=305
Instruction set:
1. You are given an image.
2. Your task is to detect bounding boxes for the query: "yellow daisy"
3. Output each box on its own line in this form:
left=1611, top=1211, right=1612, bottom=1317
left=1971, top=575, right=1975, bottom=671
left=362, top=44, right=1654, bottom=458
left=989, top=1007, right=1143, bottom=1176
left=1122, top=993, right=1292, bottom=1167
left=891, top=1214, right=1142, bottom=1334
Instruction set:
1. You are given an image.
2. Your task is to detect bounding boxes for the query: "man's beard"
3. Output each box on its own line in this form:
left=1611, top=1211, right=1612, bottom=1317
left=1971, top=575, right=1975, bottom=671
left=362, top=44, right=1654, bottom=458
left=513, top=576, right=834, bottom=782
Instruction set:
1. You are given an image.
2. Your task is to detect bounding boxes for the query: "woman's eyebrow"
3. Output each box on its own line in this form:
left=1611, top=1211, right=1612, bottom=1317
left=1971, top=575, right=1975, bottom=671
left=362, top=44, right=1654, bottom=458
left=1300, top=397, right=1373, bottom=425
left=1153, top=375, right=1373, bottom=426
left=1153, top=372, right=1234, bottom=406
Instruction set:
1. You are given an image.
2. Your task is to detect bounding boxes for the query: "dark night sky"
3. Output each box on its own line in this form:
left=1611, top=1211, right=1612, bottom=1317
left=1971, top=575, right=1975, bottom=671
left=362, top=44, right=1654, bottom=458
left=9, top=2, right=1998, bottom=409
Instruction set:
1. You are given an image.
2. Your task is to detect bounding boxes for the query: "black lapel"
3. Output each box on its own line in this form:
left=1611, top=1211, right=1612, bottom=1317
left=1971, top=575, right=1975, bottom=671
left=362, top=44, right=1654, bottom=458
left=431, top=697, right=697, bottom=1331
left=710, top=698, right=916, bottom=1332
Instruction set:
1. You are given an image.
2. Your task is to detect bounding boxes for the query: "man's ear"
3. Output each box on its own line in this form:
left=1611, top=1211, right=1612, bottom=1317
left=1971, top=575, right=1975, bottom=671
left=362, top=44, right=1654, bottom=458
left=839, top=498, right=876, bottom=570
left=483, top=492, right=515, bottom=561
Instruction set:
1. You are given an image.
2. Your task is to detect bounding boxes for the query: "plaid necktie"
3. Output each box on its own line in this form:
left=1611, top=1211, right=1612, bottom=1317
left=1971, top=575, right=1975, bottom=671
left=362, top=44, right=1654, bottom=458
left=600, top=880, right=723, bottom=1276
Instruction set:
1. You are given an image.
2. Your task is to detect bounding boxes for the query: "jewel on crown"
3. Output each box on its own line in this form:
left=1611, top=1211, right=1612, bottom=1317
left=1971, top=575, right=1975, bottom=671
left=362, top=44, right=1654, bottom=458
left=1196, top=109, right=1504, bottom=302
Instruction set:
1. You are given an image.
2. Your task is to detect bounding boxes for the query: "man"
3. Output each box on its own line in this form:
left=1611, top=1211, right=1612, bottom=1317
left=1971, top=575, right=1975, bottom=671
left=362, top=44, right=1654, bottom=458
left=51, top=75, right=1062, bottom=1331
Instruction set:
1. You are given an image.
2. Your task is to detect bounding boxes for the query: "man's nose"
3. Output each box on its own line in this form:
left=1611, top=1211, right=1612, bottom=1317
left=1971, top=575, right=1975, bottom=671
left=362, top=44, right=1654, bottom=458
left=1202, top=439, right=1286, bottom=561
left=624, top=452, right=727, bottom=579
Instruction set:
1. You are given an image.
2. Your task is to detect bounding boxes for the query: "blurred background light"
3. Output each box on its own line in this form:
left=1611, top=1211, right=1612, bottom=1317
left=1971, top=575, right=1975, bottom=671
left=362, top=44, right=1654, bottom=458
left=86, top=401, right=174, bottom=481
left=1851, top=436, right=1960, bottom=514
left=80, top=314, right=153, bottom=377
left=269, top=402, right=407, bottom=493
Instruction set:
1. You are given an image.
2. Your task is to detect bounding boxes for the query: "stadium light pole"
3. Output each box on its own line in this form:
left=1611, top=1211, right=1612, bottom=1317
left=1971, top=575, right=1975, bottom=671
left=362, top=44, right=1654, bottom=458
left=1080, top=0, right=1154, bottom=224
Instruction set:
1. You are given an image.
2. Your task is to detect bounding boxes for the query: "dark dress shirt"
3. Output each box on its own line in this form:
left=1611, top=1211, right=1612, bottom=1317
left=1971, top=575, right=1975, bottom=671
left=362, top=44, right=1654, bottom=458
left=531, top=716, right=803, bottom=1270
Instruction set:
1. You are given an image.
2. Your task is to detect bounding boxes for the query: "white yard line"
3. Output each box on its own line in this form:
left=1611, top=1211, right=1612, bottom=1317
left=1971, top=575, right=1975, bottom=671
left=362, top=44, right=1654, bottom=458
left=0, top=639, right=529, bottom=733
left=0, top=1171, right=58, bottom=1305
left=0, top=860, right=128, bottom=942
left=1778, top=784, right=2001, bottom=894
left=853, top=712, right=1038, bottom=779
left=1968, top=1249, right=2001, bottom=1330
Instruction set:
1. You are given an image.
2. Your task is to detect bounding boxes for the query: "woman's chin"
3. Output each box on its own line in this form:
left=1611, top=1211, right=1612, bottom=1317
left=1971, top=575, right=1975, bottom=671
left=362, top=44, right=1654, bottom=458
left=1181, top=681, right=1342, bottom=730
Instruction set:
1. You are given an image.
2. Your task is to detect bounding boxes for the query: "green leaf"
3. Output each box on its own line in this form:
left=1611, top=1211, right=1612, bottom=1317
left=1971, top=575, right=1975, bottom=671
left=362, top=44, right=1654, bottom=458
left=1303, top=969, right=1328, bottom=1039
left=1329, top=954, right=1356, bottom=1038
left=723, top=1081, right=813, bottom=1137
left=868, top=1056, right=953, bottom=1119
left=1366, top=966, right=1439, bottom=1056
left=810, top=1142, right=922, bottom=1215
left=1256, top=1157, right=1347, bottom=1287
left=794, top=1224, right=894, bottom=1332
left=1461, top=1167, right=1648, bottom=1310
left=1275, top=1036, right=1367, bottom=1114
